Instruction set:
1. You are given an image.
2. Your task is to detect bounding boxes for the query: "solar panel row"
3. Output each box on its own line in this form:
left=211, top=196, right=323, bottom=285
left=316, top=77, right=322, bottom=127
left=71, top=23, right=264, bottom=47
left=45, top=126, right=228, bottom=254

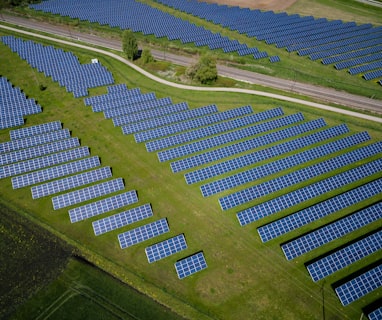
left=69, top=190, right=138, bottom=223
left=306, top=230, right=382, bottom=282
left=368, top=307, right=382, bottom=320
left=174, top=118, right=329, bottom=174
left=281, top=201, right=382, bottom=260
left=9, top=120, right=62, bottom=140
left=184, top=124, right=349, bottom=182
left=335, top=264, right=382, bottom=306
left=145, top=234, right=187, bottom=263
left=201, top=131, right=369, bottom=197
left=223, top=141, right=382, bottom=211
left=175, top=252, right=208, bottom=279
left=95, top=92, right=156, bottom=113
left=93, top=203, right=153, bottom=236
left=257, top=176, right=382, bottom=242
left=52, top=177, right=125, bottom=210
left=118, top=218, right=169, bottom=249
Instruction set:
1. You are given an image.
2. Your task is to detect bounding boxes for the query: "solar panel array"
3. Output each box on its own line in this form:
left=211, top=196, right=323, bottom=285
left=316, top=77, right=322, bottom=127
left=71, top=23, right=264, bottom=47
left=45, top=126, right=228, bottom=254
left=281, top=201, right=382, bottom=261
left=118, top=218, right=170, bottom=249
left=0, top=77, right=42, bottom=129
left=93, top=203, right=154, bottom=236
left=306, top=230, right=382, bottom=282
left=175, top=252, right=208, bottom=279
left=335, top=264, right=382, bottom=306
left=29, top=0, right=267, bottom=62
left=145, top=234, right=187, bottom=263
left=1, top=36, right=114, bottom=97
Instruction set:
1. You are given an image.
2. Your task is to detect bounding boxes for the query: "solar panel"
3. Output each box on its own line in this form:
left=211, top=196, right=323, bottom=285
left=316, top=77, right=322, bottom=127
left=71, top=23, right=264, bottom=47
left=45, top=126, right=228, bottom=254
left=173, top=118, right=330, bottom=173
left=11, top=156, right=100, bottom=189
left=257, top=177, right=382, bottom=242
left=224, top=141, right=382, bottom=211
left=335, top=264, right=382, bottom=306
left=368, top=306, right=382, bottom=320
left=69, top=190, right=138, bottom=223
left=0, top=147, right=90, bottom=179
left=307, top=230, right=382, bottom=282
left=31, top=166, right=112, bottom=199
left=0, top=129, right=70, bottom=153
left=9, top=121, right=62, bottom=140
left=281, top=201, right=382, bottom=260
left=118, top=218, right=169, bottom=249
left=52, top=177, right=124, bottom=210
left=92, top=203, right=153, bottom=236
left=145, top=234, right=187, bottom=263
left=200, top=131, right=369, bottom=196
left=0, top=137, right=80, bottom=165
left=175, top=252, right=208, bottom=279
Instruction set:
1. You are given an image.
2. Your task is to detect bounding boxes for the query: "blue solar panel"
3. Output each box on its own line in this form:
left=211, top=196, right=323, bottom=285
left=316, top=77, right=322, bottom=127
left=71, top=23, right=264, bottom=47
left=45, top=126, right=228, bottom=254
left=97, top=92, right=156, bottom=114
left=368, top=306, right=382, bottom=320
left=118, top=218, right=169, bottom=249
left=92, top=203, right=153, bottom=236
left=224, top=141, right=382, bottom=211
left=31, top=166, right=112, bottom=199
left=0, top=129, right=70, bottom=153
left=11, top=156, right=100, bottom=189
left=146, top=107, right=282, bottom=152
left=307, top=230, right=382, bottom=282
left=174, top=118, right=330, bottom=174
left=200, top=131, right=369, bottom=196
left=281, top=201, right=382, bottom=260
left=0, top=137, right=80, bottom=165
left=145, top=234, right=187, bottom=263
left=335, top=264, right=382, bottom=306
left=158, top=111, right=304, bottom=162
left=69, top=190, right=138, bottom=223
left=257, top=177, right=382, bottom=242
left=9, top=121, right=61, bottom=140
left=0, top=147, right=90, bottom=179
left=52, top=177, right=124, bottom=210
left=175, top=252, right=208, bottom=279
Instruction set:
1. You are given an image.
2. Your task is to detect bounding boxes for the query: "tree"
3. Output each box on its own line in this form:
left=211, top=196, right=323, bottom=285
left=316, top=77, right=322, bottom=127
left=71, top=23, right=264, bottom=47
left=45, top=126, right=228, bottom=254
left=141, top=48, right=154, bottom=64
left=186, top=55, right=217, bottom=84
left=122, top=30, right=138, bottom=60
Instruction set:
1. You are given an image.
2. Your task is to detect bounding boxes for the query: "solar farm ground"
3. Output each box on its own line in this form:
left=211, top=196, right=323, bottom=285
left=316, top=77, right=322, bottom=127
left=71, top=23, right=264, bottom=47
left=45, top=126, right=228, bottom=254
left=1, top=10, right=382, bottom=320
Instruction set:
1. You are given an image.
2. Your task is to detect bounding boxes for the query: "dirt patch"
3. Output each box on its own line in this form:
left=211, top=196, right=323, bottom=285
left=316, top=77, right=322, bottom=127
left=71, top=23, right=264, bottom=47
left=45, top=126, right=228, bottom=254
left=204, top=0, right=298, bottom=11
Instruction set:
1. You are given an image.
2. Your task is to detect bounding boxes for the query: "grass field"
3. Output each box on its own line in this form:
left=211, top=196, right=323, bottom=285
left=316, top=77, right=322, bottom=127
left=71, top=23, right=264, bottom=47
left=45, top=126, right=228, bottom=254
left=1, top=1, right=382, bottom=319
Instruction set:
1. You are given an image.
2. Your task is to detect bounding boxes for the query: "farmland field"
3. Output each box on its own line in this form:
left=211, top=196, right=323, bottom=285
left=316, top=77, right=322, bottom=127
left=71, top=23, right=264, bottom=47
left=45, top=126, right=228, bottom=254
left=1, top=1, right=382, bottom=319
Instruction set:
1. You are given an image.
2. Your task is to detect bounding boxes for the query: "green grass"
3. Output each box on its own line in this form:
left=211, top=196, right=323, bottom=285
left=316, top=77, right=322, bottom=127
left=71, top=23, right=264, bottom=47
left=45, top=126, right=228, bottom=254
left=0, top=23, right=381, bottom=320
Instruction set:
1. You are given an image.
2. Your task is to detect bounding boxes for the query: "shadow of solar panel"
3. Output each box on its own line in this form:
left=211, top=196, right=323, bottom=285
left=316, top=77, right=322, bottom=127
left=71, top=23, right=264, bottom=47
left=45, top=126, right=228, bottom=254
left=307, top=230, right=382, bottom=282
left=52, top=177, right=124, bottom=210
left=174, top=118, right=329, bottom=174
left=69, top=190, right=138, bottom=223
left=0, top=146, right=90, bottom=179
left=184, top=123, right=348, bottom=182
left=175, top=252, right=207, bottom=279
left=201, top=131, right=369, bottom=197
left=9, top=121, right=62, bottom=140
left=145, top=234, right=187, bottom=263
left=118, top=218, right=169, bottom=249
left=0, top=137, right=80, bottom=165
left=281, top=201, right=382, bottom=260
left=225, top=141, right=382, bottom=212
left=335, top=264, right=382, bottom=306
left=31, top=166, right=112, bottom=199
left=92, top=203, right=153, bottom=236
left=146, top=107, right=283, bottom=152
left=257, top=176, right=382, bottom=242
left=135, top=105, right=251, bottom=143
left=0, top=129, right=70, bottom=154
left=158, top=110, right=305, bottom=163
left=11, top=156, right=100, bottom=189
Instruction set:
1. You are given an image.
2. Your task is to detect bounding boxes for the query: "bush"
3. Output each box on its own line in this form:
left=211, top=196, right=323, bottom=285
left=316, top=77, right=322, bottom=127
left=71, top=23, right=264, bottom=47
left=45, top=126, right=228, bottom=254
left=186, top=55, right=217, bottom=84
